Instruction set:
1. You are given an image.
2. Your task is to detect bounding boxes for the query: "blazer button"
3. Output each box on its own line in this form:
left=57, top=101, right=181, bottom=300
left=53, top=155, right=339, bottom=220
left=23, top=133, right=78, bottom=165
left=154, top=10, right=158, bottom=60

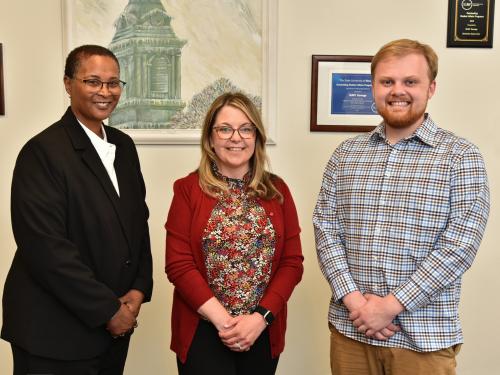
left=125, top=260, right=132, bottom=267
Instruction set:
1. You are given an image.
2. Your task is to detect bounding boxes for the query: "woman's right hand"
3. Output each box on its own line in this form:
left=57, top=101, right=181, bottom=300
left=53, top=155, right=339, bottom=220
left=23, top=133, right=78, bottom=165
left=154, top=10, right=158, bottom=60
left=197, top=297, right=233, bottom=332
left=219, top=313, right=266, bottom=352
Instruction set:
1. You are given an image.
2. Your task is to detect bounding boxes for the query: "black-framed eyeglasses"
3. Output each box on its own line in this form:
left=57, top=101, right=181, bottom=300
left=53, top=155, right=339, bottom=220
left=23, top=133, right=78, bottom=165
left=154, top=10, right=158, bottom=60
left=74, top=77, right=126, bottom=91
left=213, top=124, right=256, bottom=139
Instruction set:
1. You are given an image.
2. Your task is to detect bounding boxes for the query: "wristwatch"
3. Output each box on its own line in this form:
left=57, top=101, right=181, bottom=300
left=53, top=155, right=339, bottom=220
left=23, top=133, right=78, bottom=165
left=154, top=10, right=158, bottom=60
left=254, top=305, right=275, bottom=325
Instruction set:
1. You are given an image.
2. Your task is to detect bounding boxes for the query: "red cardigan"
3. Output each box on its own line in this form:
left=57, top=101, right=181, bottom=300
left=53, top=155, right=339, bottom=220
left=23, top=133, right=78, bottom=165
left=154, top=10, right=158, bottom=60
left=165, top=172, right=304, bottom=362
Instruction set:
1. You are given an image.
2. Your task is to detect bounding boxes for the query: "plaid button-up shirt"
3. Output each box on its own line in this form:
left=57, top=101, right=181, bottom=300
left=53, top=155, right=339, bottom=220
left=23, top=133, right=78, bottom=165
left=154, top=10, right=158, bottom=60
left=313, top=115, right=490, bottom=351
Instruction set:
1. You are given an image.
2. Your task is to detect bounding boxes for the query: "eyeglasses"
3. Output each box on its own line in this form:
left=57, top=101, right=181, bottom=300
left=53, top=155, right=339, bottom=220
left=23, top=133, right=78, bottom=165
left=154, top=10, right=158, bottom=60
left=213, top=124, right=256, bottom=139
left=74, top=78, right=126, bottom=92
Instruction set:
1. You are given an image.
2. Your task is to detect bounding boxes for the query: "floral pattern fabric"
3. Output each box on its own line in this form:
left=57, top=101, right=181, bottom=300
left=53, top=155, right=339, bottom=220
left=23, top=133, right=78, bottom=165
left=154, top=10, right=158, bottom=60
left=202, top=173, right=275, bottom=316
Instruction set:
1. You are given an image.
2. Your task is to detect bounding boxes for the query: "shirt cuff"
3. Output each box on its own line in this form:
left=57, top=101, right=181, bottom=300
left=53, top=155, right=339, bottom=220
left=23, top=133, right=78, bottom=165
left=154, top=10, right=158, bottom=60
left=392, top=279, right=430, bottom=312
left=330, top=272, right=359, bottom=302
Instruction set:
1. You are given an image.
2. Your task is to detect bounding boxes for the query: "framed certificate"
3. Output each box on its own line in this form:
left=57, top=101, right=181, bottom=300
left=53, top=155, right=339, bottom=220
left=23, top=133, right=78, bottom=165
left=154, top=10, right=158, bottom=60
left=310, top=55, right=381, bottom=132
left=447, top=0, right=495, bottom=47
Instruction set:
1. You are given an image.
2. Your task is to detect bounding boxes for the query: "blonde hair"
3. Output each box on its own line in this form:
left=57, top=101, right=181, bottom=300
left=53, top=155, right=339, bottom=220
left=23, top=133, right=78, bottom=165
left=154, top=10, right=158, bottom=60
left=198, top=92, right=282, bottom=202
left=371, top=39, right=438, bottom=81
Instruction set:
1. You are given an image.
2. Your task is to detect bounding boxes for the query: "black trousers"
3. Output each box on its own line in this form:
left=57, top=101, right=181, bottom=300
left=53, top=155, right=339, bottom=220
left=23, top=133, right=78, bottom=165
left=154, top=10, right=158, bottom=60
left=177, top=320, right=279, bottom=375
left=11, top=336, right=130, bottom=375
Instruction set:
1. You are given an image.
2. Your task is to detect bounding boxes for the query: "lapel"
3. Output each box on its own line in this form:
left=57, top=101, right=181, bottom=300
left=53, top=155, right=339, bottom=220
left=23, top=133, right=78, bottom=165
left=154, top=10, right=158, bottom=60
left=61, top=107, right=133, bottom=253
left=108, top=127, right=136, bottom=248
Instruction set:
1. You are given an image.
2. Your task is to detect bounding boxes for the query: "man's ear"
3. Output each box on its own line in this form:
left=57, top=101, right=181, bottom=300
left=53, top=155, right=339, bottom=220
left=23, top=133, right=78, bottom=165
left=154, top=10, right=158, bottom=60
left=428, top=80, right=436, bottom=99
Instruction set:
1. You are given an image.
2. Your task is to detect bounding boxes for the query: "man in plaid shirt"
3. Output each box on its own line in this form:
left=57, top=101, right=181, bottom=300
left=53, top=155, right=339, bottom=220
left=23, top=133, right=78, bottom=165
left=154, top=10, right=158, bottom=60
left=313, top=39, right=490, bottom=375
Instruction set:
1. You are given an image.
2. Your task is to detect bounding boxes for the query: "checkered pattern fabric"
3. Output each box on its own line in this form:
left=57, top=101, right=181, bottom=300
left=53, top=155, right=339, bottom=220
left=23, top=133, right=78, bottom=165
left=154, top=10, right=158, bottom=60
left=313, top=115, right=490, bottom=351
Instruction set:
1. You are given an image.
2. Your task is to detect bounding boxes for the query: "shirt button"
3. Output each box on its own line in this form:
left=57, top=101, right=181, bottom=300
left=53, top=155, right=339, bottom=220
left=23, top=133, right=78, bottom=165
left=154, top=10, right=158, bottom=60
left=269, top=212, right=274, bottom=216
left=125, top=260, right=132, bottom=267
left=374, top=228, right=381, bottom=235
left=380, top=200, right=386, bottom=206
left=373, top=256, right=378, bottom=261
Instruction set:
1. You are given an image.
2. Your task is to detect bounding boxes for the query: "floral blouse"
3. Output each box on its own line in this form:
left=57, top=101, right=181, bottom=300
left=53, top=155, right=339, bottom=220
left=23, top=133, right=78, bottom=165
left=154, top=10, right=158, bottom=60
left=202, top=171, right=276, bottom=316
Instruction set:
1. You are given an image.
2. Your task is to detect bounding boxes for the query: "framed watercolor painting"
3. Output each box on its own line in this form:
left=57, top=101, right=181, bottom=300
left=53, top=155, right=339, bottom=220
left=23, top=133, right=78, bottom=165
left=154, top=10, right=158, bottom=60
left=63, top=0, right=277, bottom=144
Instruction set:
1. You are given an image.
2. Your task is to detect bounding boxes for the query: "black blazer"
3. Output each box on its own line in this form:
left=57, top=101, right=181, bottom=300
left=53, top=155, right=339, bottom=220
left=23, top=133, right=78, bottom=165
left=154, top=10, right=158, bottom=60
left=1, top=107, right=153, bottom=360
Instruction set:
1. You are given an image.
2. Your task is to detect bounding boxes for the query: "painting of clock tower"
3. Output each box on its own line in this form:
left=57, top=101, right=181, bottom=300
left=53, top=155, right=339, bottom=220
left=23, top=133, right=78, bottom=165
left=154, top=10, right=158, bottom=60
left=108, top=0, right=186, bottom=129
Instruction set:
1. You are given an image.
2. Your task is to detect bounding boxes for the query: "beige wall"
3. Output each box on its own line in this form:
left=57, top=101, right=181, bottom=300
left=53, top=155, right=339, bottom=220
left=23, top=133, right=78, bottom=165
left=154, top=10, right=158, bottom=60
left=0, top=1, right=498, bottom=374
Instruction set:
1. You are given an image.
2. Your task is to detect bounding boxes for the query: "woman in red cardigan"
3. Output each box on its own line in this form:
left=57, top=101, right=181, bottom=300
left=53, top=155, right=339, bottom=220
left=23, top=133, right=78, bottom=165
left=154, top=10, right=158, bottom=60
left=165, top=92, right=304, bottom=374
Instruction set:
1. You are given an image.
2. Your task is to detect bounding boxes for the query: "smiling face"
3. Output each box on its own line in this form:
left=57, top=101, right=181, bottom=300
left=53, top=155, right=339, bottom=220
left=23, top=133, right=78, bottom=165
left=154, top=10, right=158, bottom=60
left=64, top=55, right=121, bottom=134
left=210, top=105, right=256, bottom=179
left=372, top=53, right=436, bottom=140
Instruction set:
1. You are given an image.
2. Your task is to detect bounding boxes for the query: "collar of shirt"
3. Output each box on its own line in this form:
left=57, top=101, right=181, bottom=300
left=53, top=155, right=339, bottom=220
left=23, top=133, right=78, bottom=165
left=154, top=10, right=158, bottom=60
left=211, top=161, right=251, bottom=186
left=370, top=113, right=438, bottom=148
left=78, top=120, right=120, bottom=196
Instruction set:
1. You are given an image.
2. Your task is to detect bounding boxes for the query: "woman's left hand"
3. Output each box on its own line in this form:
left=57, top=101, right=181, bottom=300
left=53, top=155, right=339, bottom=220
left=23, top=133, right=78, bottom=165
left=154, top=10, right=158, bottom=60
left=218, top=313, right=267, bottom=352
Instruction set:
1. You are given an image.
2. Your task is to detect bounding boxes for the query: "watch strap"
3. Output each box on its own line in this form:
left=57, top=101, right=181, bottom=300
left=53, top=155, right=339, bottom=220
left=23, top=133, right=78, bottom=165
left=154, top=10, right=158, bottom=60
left=254, top=305, right=274, bottom=325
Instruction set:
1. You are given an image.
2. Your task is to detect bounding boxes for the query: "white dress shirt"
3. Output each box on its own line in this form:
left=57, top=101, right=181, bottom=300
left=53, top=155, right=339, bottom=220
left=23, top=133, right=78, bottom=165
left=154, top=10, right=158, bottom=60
left=78, top=120, right=120, bottom=196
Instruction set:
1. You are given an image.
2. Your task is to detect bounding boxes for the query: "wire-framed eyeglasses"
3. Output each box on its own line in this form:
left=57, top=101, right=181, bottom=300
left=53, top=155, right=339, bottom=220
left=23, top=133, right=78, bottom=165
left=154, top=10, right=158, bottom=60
left=212, top=124, right=256, bottom=139
left=74, top=78, right=126, bottom=92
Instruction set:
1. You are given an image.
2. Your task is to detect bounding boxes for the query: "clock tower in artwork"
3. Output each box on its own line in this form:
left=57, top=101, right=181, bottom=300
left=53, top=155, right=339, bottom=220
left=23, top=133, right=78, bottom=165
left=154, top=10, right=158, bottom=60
left=108, top=0, right=186, bottom=129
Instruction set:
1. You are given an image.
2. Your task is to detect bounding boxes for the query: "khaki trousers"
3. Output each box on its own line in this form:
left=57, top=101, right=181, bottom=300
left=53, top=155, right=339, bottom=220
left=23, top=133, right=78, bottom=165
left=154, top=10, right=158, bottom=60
left=329, top=324, right=461, bottom=375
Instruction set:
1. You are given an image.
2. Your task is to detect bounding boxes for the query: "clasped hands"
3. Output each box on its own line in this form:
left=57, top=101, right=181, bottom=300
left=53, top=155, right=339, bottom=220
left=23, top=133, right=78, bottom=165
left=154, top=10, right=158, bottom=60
left=216, top=313, right=267, bottom=353
left=106, top=289, right=144, bottom=338
left=344, top=291, right=404, bottom=341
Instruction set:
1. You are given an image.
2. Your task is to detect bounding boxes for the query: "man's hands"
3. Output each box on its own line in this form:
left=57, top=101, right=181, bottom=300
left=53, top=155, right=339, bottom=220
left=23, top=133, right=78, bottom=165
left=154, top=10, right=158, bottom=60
left=343, top=292, right=403, bottom=341
left=107, top=289, right=145, bottom=338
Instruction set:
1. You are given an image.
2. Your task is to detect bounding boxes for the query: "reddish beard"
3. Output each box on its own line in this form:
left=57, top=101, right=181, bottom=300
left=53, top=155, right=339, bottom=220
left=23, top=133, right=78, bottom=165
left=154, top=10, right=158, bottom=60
left=377, top=101, right=426, bottom=129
